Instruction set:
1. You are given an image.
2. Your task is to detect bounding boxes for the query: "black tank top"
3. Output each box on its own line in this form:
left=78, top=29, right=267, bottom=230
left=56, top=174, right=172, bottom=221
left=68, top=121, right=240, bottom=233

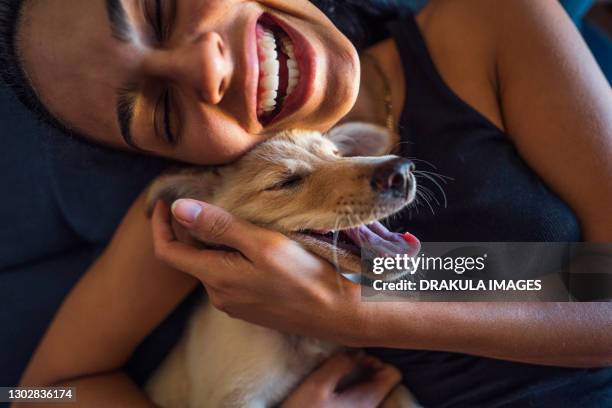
left=365, top=16, right=612, bottom=408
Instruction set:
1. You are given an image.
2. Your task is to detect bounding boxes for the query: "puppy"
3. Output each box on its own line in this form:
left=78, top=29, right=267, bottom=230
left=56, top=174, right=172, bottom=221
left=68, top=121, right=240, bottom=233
left=145, top=122, right=421, bottom=407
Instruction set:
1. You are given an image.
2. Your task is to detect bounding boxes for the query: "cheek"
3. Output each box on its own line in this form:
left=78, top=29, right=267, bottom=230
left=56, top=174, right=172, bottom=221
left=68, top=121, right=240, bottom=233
left=176, top=107, right=261, bottom=165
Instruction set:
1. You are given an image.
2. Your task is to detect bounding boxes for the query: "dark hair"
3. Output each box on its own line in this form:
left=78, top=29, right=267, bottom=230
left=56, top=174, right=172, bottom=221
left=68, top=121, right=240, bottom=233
left=0, top=0, right=411, bottom=136
left=310, top=0, right=412, bottom=50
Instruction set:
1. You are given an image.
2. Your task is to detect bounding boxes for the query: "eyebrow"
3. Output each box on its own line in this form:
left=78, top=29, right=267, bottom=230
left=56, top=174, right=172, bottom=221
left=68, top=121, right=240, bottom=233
left=105, top=0, right=133, bottom=43
left=105, top=0, right=141, bottom=149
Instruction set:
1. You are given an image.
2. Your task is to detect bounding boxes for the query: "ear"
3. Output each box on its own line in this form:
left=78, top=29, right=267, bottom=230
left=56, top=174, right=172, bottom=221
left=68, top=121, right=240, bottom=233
left=326, top=122, right=397, bottom=157
left=145, top=169, right=218, bottom=217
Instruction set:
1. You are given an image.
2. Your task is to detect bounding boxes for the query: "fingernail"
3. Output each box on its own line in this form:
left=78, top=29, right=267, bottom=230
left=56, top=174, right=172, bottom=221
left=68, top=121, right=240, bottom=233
left=171, top=199, right=202, bottom=224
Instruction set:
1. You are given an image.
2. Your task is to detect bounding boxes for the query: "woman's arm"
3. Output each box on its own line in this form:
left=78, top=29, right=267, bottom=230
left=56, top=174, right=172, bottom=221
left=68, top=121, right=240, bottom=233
left=18, top=191, right=371, bottom=405
left=18, top=193, right=397, bottom=407
left=363, top=302, right=612, bottom=367
left=18, top=192, right=199, bottom=406
left=17, top=372, right=154, bottom=408
left=155, top=200, right=612, bottom=368
left=488, top=0, right=612, bottom=241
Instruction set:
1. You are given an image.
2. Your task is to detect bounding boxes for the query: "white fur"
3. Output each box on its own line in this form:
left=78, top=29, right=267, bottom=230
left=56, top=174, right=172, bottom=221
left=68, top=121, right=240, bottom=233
left=146, top=305, right=338, bottom=408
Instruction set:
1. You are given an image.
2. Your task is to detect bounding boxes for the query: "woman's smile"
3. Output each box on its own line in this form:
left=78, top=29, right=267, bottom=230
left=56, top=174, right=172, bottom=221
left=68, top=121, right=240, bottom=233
left=254, top=13, right=316, bottom=126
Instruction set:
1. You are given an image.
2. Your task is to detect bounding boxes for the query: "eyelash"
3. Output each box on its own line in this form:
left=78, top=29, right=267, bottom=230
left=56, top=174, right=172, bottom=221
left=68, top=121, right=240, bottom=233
left=153, top=88, right=179, bottom=145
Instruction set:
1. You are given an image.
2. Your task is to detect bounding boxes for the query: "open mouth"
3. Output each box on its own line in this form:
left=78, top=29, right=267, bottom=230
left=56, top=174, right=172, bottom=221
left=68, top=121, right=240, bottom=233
left=255, top=14, right=313, bottom=126
left=297, top=221, right=421, bottom=259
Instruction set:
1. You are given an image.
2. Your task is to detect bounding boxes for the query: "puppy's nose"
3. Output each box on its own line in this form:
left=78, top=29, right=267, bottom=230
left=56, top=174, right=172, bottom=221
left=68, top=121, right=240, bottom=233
left=371, top=158, right=415, bottom=197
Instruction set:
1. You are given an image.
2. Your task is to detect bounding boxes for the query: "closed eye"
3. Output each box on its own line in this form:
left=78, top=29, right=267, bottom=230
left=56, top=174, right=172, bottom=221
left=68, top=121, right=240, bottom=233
left=266, top=174, right=305, bottom=191
left=153, top=88, right=180, bottom=145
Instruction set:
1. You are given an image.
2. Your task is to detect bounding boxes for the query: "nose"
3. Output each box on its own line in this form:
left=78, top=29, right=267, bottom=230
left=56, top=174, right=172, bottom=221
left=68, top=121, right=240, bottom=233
left=145, top=32, right=232, bottom=105
left=371, top=158, right=415, bottom=198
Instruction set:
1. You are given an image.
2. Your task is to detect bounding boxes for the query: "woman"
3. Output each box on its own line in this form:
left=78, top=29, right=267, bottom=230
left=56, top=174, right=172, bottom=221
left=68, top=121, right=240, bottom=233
left=1, top=0, right=611, bottom=406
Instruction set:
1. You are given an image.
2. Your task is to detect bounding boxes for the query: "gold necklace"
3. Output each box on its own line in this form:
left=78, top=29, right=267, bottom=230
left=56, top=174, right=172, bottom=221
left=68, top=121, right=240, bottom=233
left=363, top=52, right=395, bottom=132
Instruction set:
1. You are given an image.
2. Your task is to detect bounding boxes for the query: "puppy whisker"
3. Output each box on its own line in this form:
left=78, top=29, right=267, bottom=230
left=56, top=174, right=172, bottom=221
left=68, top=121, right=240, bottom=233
left=403, top=157, right=439, bottom=170
left=416, top=188, right=436, bottom=215
left=414, top=171, right=449, bottom=208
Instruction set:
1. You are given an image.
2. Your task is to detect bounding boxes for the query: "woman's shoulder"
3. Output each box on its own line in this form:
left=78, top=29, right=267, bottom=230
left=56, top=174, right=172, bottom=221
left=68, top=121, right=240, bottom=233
left=408, top=0, right=576, bottom=132
left=417, top=0, right=552, bottom=34
left=414, top=0, right=574, bottom=94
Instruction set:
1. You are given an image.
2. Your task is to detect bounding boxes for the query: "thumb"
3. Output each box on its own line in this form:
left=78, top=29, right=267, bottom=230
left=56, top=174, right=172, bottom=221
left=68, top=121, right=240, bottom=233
left=171, top=199, right=263, bottom=257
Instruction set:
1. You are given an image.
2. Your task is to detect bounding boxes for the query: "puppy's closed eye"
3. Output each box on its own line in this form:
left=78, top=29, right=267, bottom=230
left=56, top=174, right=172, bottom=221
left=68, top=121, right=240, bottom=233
left=266, top=174, right=305, bottom=191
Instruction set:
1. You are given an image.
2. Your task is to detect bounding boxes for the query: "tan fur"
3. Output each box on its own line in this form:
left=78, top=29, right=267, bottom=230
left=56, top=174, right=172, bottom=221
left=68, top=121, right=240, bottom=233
left=145, top=123, right=420, bottom=407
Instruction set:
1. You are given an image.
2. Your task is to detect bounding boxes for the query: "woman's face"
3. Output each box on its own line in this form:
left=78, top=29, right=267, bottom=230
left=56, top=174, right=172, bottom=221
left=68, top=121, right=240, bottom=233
left=18, top=0, right=359, bottom=164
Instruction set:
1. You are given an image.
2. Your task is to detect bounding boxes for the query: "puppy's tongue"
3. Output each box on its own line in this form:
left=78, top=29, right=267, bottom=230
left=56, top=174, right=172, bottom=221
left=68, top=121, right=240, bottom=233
left=344, top=221, right=421, bottom=258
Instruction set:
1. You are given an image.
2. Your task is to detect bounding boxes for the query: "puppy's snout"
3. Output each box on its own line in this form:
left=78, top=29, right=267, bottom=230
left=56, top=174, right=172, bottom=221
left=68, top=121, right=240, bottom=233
left=371, top=158, right=415, bottom=198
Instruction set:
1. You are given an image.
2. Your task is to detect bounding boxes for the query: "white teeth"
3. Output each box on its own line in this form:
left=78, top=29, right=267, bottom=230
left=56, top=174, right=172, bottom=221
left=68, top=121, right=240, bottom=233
left=262, top=58, right=280, bottom=73
left=281, top=36, right=300, bottom=96
left=261, top=75, right=279, bottom=90
left=262, top=90, right=277, bottom=100
left=262, top=37, right=275, bottom=48
left=256, top=27, right=301, bottom=116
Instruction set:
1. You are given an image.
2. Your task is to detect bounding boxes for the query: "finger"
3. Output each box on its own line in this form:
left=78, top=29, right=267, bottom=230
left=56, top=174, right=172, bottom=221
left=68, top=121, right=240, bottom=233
left=170, top=199, right=281, bottom=258
left=341, top=361, right=402, bottom=407
left=151, top=201, right=249, bottom=281
left=303, top=353, right=361, bottom=394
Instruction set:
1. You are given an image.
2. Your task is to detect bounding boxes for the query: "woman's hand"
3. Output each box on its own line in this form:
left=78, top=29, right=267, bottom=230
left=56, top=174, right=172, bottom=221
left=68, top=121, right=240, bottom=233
left=282, top=353, right=402, bottom=408
left=151, top=199, right=366, bottom=345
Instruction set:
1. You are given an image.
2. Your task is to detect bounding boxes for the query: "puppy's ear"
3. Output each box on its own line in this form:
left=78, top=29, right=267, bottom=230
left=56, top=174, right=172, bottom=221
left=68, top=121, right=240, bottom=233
left=326, top=122, right=397, bottom=157
left=145, top=169, right=218, bottom=218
